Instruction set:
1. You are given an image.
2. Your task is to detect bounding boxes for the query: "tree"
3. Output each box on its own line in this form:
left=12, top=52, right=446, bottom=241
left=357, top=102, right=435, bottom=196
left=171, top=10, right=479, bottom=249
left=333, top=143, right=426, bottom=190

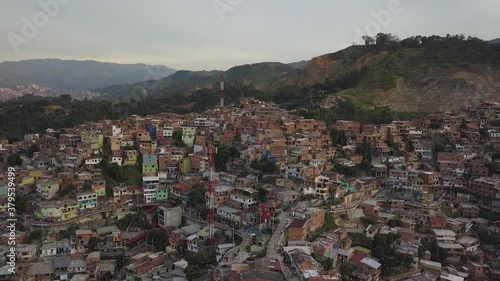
left=250, top=159, right=276, bottom=174
left=86, top=237, right=99, bottom=253
left=362, top=35, right=375, bottom=46
left=360, top=216, right=377, bottom=227
left=405, top=141, right=414, bottom=152
left=25, top=229, right=44, bottom=244
left=229, top=146, right=240, bottom=158
left=58, top=183, right=76, bottom=197
left=214, top=144, right=231, bottom=171
left=257, top=187, right=268, bottom=203
left=116, top=254, right=126, bottom=270
left=7, top=153, right=22, bottom=166
left=188, top=183, right=208, bottom=218
left=184, top=251, right=216, bottom=280
left=173, top=131, right=186, bottom=147
left=184, top=264, right=201, bottom=281
left=340, top=262, right=356, bottom=281
left=320, top=257, right=334, bottom=270
left=356, top=139, right=373, bottom=162
left=27, top=144, right=40, bottom=157
left=233, top=133, right=241, bottom=144
left=331, top=129, right=348, bottom=146
left=147, top=230, right=169, bottom=252
left=82, top=181, right=92, bottom=192
left=15, top=196, right=27, bottom=213
left=375, top=33, right=399, bottom=45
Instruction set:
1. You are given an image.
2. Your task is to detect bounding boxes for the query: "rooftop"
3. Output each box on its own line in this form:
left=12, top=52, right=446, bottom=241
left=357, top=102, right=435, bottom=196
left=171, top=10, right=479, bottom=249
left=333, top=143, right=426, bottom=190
left=438, top=243, right=463, bottom=253
left=288, top=218, right=308, bottom=228
left=28, top=261, right=54, bottom=276
left=217, top=205, right=240, bottom=214
left=96, top=225, right=120, bottom=235
left=70, top=274, right=90, bottom=281
left=431, top=229, right=456, bottom=236
left=352, top=246, right=371, bottom=254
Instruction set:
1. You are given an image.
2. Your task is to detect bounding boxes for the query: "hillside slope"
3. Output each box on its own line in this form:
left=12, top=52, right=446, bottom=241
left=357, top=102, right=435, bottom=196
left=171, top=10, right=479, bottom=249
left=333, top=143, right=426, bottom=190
left=270, top=36, right=500, bottom=112
left=95, top=62, right=298, bottom=101
left=0, top=59, right=175, bottom=91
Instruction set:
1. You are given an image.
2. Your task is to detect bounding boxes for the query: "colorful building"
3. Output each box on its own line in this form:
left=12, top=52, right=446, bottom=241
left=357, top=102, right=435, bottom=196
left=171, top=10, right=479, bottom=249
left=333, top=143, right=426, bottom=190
left=123, top=150, right=138, bottom=165
left=81, top=132, right=104, bottom=150
left=77, top=191, right=98, bottom=211
left=182, top=126, right=196, bottom=147
left=36, top=180, right=60, bottom=200
left=142, top=153, right=158, bottom=174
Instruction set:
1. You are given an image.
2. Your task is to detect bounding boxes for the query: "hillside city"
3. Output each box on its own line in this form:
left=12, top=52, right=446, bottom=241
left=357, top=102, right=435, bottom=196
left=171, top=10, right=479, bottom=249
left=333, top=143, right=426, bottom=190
left=1, top=96, right=500, bottom=281
left=0, top=84, right=99, bottom=102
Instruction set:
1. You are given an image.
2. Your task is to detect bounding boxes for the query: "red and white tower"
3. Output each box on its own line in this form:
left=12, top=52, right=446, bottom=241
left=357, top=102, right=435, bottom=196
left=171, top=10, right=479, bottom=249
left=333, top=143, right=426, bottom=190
left=207, top=144, right=216, bottom=245
left=219, top=73, right=225, bottom=117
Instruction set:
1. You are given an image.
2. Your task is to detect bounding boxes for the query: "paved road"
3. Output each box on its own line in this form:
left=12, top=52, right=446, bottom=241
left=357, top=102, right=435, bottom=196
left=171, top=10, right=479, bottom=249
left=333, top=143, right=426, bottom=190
left=327, top=200, right=361, bottom=214
left=28, top=202, right=159, bottom=227
left=266, top=211, right=288, bottom=258
left=266, top=211, right=296, bottom=281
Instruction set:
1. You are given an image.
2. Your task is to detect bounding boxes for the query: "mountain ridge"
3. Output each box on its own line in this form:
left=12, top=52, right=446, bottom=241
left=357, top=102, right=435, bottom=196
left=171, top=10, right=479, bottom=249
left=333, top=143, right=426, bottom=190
left=93, top=34, right=500, bottom=112
left=0, top=58, right=175, bottom=91
left=95, top=62, right=298, bottom=101
left=268, top=35, right=500, bottom=112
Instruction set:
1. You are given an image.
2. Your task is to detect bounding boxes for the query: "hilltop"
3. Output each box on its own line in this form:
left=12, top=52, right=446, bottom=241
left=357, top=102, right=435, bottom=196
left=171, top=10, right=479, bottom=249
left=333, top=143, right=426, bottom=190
left=94, top=34, right=500, bottom=112
left=95, top=62, right=298, bottom=101
left=2, top=34, right=500, bottom=141
left=270, top=34, right=500, bottom=112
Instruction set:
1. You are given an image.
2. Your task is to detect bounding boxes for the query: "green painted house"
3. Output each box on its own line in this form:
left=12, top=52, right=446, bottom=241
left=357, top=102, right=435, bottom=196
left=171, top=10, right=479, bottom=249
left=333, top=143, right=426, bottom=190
left=81, top=132, right=104, bottom=150
left=142, top=153, right=158, bottom=174
left=156, top=188, right=168, bottom=202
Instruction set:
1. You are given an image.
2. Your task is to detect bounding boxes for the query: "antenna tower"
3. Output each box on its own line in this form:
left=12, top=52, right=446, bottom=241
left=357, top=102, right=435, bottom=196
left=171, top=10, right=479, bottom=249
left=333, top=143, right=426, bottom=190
left=208, top=144, right=216, bottom=245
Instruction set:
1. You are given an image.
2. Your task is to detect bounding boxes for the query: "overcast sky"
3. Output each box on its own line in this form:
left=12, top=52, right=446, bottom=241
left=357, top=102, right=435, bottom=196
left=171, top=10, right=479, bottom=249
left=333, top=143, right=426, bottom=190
left=1, top=0, right=499, bottom=70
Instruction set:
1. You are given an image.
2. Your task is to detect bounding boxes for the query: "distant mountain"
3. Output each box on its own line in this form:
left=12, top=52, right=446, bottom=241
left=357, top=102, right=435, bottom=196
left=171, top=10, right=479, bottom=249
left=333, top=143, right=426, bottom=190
left=490, top=38, right=500, bottom=45
left=95, top=70, right=221, bottom=101
left=0, top=59, right=175, bottom=91
left=288, top=60, right=309, bottom=70
left=65, top=35, right=500, bottom=113
left=95, top=62, right=298, bottom=101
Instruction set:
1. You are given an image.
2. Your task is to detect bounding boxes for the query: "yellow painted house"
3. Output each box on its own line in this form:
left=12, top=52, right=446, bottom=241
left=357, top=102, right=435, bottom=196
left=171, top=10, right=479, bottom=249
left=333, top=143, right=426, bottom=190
left=214, top=133, right=222, bottom=142
left=19, top=176, right=35, bottom=188
left=123, top=150, right=138, bottom=165
left=91, top=179, right=106, bottom=197
left=0, top=201, right=7, bottom=213
left=182, top=126, right=196, bottom=147
left=60, top=200, right=79, bottom=221
left=30, top=169, right=45, bottom=181
left=109, top=136, right=122, bottom=152
left=36, top=200, right=78, bottom=221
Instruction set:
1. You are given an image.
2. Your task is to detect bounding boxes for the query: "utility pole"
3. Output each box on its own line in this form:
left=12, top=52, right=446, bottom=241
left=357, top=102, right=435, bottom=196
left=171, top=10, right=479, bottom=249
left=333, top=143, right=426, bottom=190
left=208, top=144, right=216, bottom=245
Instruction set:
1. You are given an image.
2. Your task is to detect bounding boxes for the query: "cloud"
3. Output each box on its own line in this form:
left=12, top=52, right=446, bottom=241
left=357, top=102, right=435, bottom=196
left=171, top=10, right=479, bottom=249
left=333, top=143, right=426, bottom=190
left=1, top=0, right=499, bottom=69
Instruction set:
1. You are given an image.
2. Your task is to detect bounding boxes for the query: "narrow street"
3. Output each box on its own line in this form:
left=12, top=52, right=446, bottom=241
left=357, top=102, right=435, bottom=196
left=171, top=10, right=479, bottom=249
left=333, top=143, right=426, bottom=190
left=266, top=211, right=296, bottom=281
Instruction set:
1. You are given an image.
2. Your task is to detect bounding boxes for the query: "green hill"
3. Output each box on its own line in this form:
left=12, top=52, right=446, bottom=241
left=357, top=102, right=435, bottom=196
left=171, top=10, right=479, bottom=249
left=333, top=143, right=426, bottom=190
left=270, top=34, right=500, bottom=112
left=2, top=34, right=500, bottom=141
left=94, top=62, right=298, bottom=101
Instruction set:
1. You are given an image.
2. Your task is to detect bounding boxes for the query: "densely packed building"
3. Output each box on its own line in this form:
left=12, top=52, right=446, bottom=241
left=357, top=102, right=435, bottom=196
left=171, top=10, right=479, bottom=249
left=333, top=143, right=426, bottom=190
left=1, top=99, right=500, bottom=280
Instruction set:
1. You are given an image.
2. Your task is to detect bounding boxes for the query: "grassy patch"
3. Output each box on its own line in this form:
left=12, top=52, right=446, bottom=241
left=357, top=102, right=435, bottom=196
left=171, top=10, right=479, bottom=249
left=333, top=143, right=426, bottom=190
left=335, top=89, right=376, bottom=109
